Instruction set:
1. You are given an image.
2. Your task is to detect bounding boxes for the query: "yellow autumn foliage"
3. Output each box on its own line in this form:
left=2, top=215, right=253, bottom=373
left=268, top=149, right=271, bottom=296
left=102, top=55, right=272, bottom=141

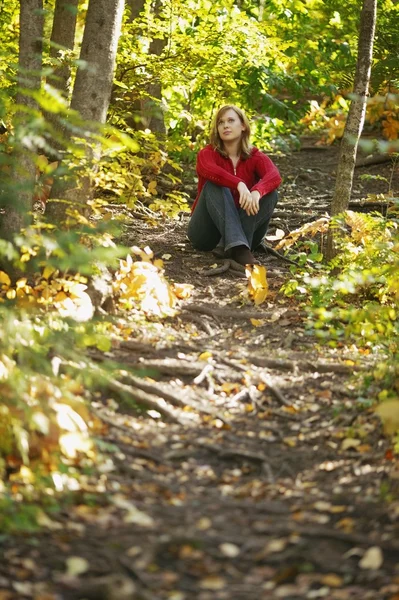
left=245, top=264, right=268, bottom=305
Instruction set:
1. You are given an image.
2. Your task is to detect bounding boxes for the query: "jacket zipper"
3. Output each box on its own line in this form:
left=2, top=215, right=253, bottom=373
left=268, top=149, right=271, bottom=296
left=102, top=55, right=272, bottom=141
left=230, top=158, right=239, bottom=176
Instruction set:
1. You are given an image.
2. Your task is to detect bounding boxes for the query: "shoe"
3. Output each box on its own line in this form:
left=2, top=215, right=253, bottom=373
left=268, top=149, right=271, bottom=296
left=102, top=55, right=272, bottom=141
left=231, top=245, right=257, bottom=266
left=212, top=246, right=226, bottom=258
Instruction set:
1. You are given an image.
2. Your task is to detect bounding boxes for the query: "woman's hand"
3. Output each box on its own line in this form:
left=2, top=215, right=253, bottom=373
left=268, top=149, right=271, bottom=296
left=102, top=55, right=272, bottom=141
left=250, top=190, right=260, bottom=215
left=237, top=182, right=254, bottom=215
left=237, top=182, right=260, bottom=216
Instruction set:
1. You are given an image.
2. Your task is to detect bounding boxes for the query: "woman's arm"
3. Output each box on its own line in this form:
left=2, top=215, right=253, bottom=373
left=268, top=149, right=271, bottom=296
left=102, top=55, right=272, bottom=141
left=250, top=153, right=282, bottom=197
left=196, top=146, right=243, bottom=189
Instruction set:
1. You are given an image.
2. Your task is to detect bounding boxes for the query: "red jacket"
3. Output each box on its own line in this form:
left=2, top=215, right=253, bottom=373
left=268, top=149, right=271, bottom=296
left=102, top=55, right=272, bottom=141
left=192, top=144, right=282, bottom=213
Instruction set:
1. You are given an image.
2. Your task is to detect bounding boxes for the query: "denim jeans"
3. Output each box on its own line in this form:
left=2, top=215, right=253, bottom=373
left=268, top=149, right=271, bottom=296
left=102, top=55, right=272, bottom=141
left=187, top=181, right=278, bottom=252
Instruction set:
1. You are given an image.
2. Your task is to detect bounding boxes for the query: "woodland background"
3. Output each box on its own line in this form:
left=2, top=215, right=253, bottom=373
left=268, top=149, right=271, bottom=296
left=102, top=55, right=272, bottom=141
left=0, top=1, right=399, bottom=597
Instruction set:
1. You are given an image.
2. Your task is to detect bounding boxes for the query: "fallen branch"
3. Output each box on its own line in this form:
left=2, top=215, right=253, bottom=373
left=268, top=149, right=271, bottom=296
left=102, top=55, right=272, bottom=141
left=184, top=304, right=281, bottom=320
left=121, top=372, right=227, bottom=421
left=355, top=153, right=393, bottom=168
left=250, top=356, right=366, bottom=373
left=260, top=373, right=291, bottom=407
left=203, top=260, right=231, bottom=276
left=106, top=378, right=187, bottom=424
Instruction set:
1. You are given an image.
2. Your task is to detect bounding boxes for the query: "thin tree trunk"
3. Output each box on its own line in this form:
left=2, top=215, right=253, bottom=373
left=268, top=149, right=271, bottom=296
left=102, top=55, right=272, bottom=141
left=126, top=0, right=145, bottom=21
left=326, top=0, right=377, bottom=260
left=141, top=36, right=167, bottom=134
left=46, top=0, right=125, bottom=222
left=71, top=0, right=125, bottom=122
left=49, top=0, right=79, bottom=96
left=0, top=0, right=44, bottom=241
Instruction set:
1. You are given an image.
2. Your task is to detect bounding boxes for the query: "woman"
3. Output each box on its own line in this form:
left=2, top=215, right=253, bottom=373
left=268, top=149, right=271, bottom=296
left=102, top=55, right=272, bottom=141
left=188, top=105, right=282, bottom=266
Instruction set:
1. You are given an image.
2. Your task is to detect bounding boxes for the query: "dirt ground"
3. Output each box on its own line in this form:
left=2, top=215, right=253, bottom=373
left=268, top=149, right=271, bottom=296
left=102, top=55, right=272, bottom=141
left=1, top=144, right=399, bottom=600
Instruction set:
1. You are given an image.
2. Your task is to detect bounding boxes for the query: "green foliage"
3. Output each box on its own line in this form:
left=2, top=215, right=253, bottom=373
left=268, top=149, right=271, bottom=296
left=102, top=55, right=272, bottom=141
left=281, top=207, right=399, bottom=410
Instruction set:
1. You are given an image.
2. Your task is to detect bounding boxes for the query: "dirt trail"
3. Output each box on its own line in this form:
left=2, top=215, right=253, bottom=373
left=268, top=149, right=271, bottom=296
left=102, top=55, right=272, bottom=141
left=1, top=146, right=399, bottom=600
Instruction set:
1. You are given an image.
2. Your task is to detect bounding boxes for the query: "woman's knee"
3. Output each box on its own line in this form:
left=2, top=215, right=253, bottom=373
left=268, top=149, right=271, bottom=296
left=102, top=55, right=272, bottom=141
left=259, top=189, right=278, bottom=213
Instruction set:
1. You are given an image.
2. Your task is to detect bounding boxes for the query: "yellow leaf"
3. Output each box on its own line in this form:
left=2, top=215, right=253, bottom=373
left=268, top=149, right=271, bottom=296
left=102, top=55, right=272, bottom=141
left=283, top=437, right=297, bottom=447
left=54, top=291, right=68, bottom=302
left=341, top=438, right=361, bottom=451
left=321, top=574, right=343, bottom=588
left=42, top=266, right=56, bottom=280
left=200, top=576, right=226, bottom=590
left=246, top=264, right=268, bottom=305
left=375, top=399, right=399, bottom=436
left=221, top=382, right=240, bottom=394
left=199, top=351, right=212, bottom=361
left=16, top=278, right=27, bottom=289
left=148, top=180, right=157, bottom=195
left=336, top=517, right=355, bottom=533
left=6, top=289, right=16, bottom=299
left=382, top=116, right=399, bottom=140
left=250, top=318, right=265, bottom=327
left=0, top=271, right=11, bottom=286
left=359, top=546, right=383, bottom=570
left=65, top=556, right=90, bottom=577
left=172, top=283, right=194, bottom=299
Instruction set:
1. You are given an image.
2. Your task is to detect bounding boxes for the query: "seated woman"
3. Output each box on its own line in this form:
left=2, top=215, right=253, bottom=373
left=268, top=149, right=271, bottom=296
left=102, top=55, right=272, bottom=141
left=188, top=105, right=282, bottom=266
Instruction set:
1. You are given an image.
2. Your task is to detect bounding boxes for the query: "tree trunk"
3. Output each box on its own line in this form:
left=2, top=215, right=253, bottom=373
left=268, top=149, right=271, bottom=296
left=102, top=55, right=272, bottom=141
left=49, top=0, right=79, bottom=96
left=126, top=0, right=145, bottom=21
left=326, top=0, right=377, bottom=260
left=71, top=0, right=125, bottom=123
left=141, top=36, right=167, bottom=134
left=46, top=0, right=125, bottom=223
left=0, top=0, right=44, bottom=241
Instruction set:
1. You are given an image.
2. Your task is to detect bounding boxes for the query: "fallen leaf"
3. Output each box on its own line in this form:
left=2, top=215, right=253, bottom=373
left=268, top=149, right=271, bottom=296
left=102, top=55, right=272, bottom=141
left=321, top=573, right=343, bottom=587
left=359, top=546, right=383, bottom=570
left=375, top=400, right=399, bottom=436
left=112, top=495, right=155, bottom=527
left=65, top=556, right=90, bottom=577
left=219, top=543, right=240, bottom=557
left=199, top=576, right=226, bottom=590
left=341, top=438, right=361, bottom=451
left=336, top=517, right=355, bottom=533
left=245, top=264, right=268, bottom=305
left=199, top=351, right=212, bottom=361
left=196, top=517, right=212, bottom=530
left=250, top=318, right=265, bottom=327
left=162, top=254, right=172, bottom=260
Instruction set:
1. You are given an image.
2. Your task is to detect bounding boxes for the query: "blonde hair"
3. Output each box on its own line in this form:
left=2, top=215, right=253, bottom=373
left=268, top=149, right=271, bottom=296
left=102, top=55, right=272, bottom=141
left=210, top=105, right=252, bottom=159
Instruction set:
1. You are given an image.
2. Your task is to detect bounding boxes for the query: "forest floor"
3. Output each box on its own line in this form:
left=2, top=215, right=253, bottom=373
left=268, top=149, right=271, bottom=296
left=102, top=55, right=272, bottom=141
left=1, top=143, right=399, bottom=600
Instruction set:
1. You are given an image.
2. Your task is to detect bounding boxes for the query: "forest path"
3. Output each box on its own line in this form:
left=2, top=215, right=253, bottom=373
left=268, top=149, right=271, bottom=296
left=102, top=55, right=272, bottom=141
left=1, top=146, right=399, bottom=600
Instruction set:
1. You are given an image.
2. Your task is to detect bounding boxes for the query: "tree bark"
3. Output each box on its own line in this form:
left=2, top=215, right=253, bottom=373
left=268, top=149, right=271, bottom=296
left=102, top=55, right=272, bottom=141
left=0, top=0, right=44, bottom=241
left=49, top=0, right=79, bottom=96
left=46, top=0, right=125, bottom=222
left=326, top=0, right=377, bottom=259
left=71, top=0, right=125, bottom=123
left=126, top=0, right=145, bottom=21
left=141, top=36, right=167, bottom=134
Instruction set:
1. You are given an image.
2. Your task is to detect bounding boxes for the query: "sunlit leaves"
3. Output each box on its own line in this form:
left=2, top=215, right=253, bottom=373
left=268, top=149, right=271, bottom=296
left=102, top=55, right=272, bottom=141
left=113, top=249, right=177, bottom=316
left=245, top=264, right=269, bottom=305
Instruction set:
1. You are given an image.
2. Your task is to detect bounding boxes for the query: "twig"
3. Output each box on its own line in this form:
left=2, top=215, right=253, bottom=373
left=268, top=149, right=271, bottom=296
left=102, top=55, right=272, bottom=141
left=203, top=259, right=231, bottom=276
left=106, top=378, right=186, bottom=424
left=184, top=304, right=278, bottom=320
left=250, top=356, right=366, bottom=373
left=180, top=312, right=215, bottom=335
left=193, top=363, right=213, bottom=385
left=260, top=373, right=291, bottom=407
left=121, top=372, right=226, bottom=421
left=194, top=440, right=272, bottom=468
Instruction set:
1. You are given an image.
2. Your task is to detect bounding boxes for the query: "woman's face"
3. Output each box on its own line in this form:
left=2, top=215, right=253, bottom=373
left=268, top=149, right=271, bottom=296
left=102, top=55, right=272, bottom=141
left=217, top=109, right=245, bottom=144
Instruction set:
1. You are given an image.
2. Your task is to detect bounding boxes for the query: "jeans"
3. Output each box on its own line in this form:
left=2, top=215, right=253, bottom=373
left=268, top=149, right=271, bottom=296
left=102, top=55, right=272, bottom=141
left=187, top=181, right=278, bottom=252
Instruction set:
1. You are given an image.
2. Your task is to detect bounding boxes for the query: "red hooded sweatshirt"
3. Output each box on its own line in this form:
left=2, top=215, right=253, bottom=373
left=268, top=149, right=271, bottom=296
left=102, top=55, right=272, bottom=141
left=192, top=144, right=282, bottom=213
